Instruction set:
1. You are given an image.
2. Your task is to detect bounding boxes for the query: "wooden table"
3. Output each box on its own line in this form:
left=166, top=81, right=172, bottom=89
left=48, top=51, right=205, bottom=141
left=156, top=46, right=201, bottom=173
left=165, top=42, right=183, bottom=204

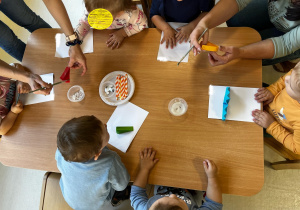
left=0, top=28, right=263, bottom=196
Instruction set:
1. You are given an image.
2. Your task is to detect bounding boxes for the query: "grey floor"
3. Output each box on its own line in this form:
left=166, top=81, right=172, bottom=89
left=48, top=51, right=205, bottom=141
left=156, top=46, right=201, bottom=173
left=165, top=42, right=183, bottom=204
left=1, top=0, right=299, bottom=210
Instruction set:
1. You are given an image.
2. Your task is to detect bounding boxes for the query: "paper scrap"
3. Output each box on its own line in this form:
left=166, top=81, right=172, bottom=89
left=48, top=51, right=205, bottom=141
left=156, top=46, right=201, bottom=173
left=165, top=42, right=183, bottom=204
left=55, top=29, right=93, bottom=58
left=20, top=73, right=55, bottom=105
left=157, top=22, right=191, bottom=63
left=60, top=66, right=70, bottom=83
left=208, top=85, right=261, bottom=122
left=107, top=102, right=149, bottom=153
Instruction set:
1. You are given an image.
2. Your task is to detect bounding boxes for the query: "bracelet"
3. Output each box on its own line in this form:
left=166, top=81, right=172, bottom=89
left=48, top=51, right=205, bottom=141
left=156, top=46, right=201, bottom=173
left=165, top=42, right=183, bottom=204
left=65, top=32, right=83, bottom=46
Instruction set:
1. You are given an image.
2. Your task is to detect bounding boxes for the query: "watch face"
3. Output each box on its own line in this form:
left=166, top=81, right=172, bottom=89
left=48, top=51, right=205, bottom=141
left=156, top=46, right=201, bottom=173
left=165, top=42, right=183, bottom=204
left=66, top=34, right=77, bottom=42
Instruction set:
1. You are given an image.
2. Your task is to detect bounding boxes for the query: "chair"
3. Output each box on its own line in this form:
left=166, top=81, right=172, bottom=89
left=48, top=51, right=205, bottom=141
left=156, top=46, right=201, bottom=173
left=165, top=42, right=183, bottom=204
left=139, top=0, right=154, bottom=28
left=40, top=172, right=73, bottom=210
left=264, top=137, right=300, bottom=170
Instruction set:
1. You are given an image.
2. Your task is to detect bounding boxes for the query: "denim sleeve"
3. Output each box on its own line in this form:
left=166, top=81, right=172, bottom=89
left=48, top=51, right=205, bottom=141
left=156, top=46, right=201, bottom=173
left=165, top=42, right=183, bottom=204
left=271, top=26, right=300, bottom=59
left=150, top=0, right=161, bottom=19
left=198, top=196, right=223, bottom=210
left=130, top=185, right=149, bottom=210
left=108, top=154, right=130, bottom=191
left=235, top=0, right=252, bottom=11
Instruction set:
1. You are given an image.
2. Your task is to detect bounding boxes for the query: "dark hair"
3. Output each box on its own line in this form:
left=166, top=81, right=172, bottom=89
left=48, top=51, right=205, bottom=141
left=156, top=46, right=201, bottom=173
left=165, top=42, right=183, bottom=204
left=84, top=0, right=134, bottom=15
left=57, top=115, right=103, bottom=162
left=285, top=1, right=300, bottom=21
left=152, top=203, right=184, bottom=210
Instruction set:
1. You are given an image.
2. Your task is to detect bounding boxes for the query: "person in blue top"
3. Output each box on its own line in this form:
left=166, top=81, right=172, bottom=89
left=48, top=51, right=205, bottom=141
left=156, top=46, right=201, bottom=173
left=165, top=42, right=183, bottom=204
left=130, top=148, right=223, bottom=210
left=55, top=115, right=131, bottom=209
left=150, top=0, right=214, bottom=49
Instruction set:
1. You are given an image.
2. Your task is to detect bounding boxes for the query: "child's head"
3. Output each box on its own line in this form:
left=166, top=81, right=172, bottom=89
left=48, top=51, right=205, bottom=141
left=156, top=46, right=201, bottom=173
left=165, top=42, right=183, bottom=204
left=149, top=194, right=188, bottom=210
left=57, top=115, right=110, bottom=162
left=84, top=0, right=134, bottom=16
left=285, top=61, right=300, bottom=102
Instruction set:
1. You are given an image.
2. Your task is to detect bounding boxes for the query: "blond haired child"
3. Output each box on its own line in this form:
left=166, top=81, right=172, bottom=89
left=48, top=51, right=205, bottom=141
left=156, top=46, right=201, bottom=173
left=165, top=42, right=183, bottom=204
left=130, top=148, right=223, bottom=210
left=253, top=61, right=300, bottom=154
left=75, top=0, right=148, bottom=50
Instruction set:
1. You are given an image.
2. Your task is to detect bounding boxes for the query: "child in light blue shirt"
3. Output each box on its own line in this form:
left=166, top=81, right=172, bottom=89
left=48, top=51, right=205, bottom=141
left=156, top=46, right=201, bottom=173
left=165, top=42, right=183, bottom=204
left=56, top=115, right=130, bottom=210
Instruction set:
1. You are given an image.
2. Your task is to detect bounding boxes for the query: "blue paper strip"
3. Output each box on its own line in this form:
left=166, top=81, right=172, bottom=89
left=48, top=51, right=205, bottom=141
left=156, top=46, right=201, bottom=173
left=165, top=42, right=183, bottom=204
left=222, top=87, right=230, bottom=121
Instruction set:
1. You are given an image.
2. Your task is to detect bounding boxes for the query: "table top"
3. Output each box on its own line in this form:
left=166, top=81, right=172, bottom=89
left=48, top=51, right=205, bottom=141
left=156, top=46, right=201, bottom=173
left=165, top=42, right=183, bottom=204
left=0, top=27, right=263, bottom=196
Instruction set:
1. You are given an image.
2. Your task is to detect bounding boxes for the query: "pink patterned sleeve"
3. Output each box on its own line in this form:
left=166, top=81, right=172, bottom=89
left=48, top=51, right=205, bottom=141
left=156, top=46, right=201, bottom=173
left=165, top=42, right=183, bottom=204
left=123, top=8, right=148, bottom=37
left=75, top=10, right=91, bottom=41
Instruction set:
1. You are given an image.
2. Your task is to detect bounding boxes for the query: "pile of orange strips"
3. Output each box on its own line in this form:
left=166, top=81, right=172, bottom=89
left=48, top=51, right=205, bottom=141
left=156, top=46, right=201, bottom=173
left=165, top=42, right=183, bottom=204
left=115, top=74, right=128, bottom=100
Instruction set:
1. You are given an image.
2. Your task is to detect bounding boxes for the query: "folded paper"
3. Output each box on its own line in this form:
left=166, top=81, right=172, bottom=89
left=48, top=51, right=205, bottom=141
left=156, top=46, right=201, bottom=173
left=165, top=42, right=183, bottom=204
left=157, top=22, right=191, bottom=63
left=201, top=42, right=219, bottom=52
left=55, top=29, right=93, bottom=58
left=208, top=85, right=261, bottom=122
left=107, top=102, right=149, bottom=152
left=60, top=66, right=70, bottom=83
left=20, top=73, right=55, bottom=105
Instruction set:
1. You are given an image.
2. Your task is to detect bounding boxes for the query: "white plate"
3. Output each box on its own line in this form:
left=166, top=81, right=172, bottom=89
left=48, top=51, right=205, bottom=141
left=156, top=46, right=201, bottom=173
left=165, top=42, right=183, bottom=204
left=99, top=71, right=135, bottom=106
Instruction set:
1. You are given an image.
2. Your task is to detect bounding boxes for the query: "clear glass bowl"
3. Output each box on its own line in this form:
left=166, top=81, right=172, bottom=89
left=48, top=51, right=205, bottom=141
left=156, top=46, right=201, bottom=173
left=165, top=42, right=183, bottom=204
left=168, top=98, right=188, bottom=116
left=100, top=81, right=115, bottom=98
left=67, top=85, right=85, bottom=102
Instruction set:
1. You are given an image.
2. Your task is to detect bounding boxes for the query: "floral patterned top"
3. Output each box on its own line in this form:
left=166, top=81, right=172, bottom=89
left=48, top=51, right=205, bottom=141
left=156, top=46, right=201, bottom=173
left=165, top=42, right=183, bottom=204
left=75, top=7, right=148, bottom=41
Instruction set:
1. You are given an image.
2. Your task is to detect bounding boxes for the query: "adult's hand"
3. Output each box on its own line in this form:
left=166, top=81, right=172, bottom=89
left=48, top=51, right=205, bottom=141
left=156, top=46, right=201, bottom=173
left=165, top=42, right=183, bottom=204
left=208, top=46, right=241, bottom=66
left=190, top=26, right=209, bottom=56
left=28, top=73, right=53, bottom=95
left=69, top=44, right=87, bottom=76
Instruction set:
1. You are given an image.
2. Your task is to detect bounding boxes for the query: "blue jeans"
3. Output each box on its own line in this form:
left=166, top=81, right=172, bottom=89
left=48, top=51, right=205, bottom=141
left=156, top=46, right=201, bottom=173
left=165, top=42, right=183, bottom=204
left=226, top=0, right=300, bottom=66
left=0, top=0, right=51, bottom=61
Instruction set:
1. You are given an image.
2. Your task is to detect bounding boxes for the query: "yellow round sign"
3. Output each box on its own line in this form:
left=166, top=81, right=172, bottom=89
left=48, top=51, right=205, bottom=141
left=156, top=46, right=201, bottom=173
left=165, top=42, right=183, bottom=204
left=88, top=8, right=113, bottom=30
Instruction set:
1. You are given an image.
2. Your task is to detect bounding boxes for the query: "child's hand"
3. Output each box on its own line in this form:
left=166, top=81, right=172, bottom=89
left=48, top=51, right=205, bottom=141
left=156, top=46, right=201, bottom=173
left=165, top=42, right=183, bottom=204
left=161, top=28, right=177, bottom=49
left=11, top=101, right=23, bottom=114
left=139, top=147, right=159, bottom=172
left=17, top=81, right=31, bottom=94
left=252, top=109, right=275, bottom=128
left=254, top=88, right=274, bottom=105
left=106, top=30, right=126, bottom=50
left=203, top=159, right=218, bottom=179
left=176, top=24, right=193, bottom=44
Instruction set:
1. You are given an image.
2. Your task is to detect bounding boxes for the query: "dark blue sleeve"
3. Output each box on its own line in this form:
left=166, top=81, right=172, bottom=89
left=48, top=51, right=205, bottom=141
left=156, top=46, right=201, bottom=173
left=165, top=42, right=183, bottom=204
left=150, top=0, right=162, bottom=19
left=199, top=0, right=215, bottom=12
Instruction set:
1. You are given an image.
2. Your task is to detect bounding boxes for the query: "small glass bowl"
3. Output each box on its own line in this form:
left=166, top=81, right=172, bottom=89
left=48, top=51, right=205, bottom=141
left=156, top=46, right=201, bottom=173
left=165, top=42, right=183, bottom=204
left=67, top=85, right=85, bottom=102
left=168, top=98, right=188, bottom=116
left=100, top=81, right=115, bottom=98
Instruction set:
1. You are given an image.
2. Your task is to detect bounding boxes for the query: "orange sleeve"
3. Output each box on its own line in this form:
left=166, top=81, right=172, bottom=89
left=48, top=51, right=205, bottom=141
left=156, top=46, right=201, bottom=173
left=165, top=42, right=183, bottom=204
left=267, top=121, right=300, bottom=154
left=266, top=70, right=292, bottom=96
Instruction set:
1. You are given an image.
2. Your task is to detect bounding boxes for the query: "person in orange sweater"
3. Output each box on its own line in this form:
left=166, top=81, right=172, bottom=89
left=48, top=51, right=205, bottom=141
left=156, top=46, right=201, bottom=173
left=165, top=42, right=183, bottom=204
left=252, top=61, right=300, bottom=154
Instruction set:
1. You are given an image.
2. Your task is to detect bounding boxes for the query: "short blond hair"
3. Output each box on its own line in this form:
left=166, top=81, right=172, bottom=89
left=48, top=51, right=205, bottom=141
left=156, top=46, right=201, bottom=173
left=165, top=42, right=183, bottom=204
left=84, top=0, right=134, bottom=15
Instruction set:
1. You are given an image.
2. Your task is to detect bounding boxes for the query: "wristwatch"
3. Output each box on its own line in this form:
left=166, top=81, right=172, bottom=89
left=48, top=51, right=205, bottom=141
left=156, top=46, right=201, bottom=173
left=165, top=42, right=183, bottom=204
left=65, top=32, right=82, bottom=46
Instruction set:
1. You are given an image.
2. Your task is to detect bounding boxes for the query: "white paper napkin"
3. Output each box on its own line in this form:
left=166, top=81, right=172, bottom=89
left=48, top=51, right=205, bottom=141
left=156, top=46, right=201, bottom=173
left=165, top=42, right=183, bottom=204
left=208, top=85, right=261, bottom=122
left=157, top=22, right=191, bottom=63
left=107, top=102, right=149, bottom=153
left=20, top=73, right=55, bottom=105
left=55, top=29, right=94, bottom=58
